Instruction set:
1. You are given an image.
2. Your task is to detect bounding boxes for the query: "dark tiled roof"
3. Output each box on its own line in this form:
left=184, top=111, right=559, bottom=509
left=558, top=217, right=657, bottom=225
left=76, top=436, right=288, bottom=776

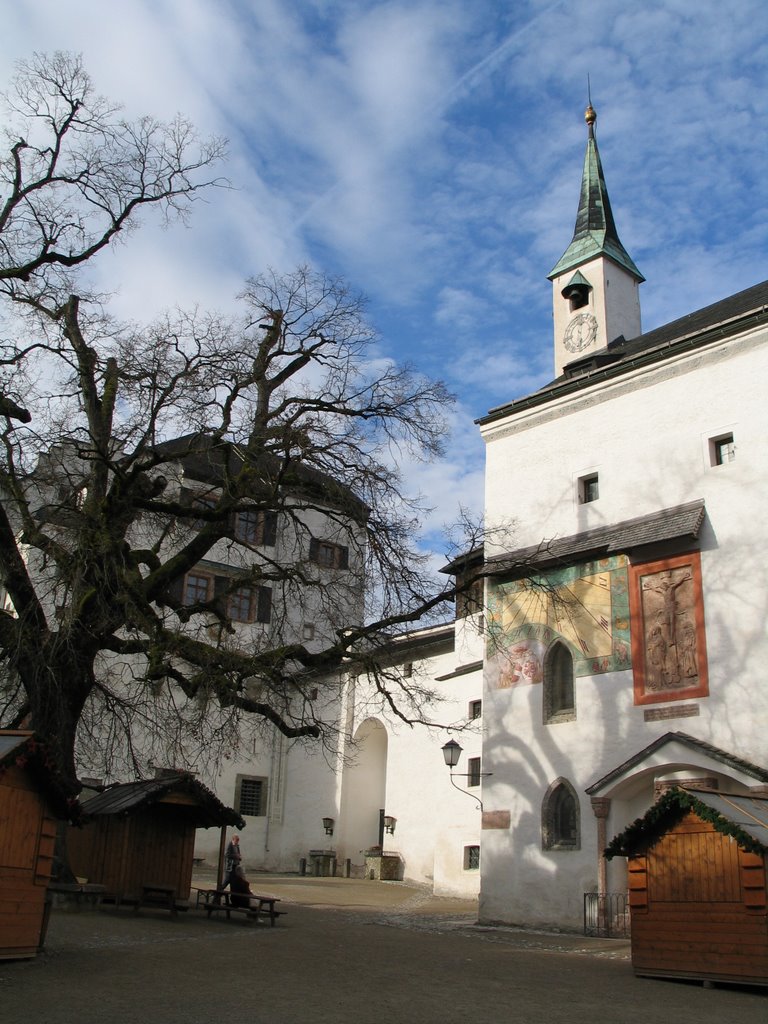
left=80, top=773, right=245, bottom=829
left=586, top=730, right=768, bottom=796
left=486, top=500, right=705, bottom=577
left=154, top=432, right=369, bottom=520
left=481, top=279, right=768, bottom=424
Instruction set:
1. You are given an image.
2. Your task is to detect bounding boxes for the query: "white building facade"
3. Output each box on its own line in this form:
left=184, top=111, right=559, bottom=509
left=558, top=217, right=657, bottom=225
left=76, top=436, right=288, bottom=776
left=476, top=105, right=768, bottom=930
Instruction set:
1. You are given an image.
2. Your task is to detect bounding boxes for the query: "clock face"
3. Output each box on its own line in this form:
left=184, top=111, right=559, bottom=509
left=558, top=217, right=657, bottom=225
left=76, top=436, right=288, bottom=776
left=563, top=312, right=598, bottom=353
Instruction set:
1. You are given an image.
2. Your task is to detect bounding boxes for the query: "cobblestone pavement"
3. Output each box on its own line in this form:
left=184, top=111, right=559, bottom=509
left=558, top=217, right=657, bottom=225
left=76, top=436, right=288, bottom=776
left=1, top=874, right=765, bottom=1024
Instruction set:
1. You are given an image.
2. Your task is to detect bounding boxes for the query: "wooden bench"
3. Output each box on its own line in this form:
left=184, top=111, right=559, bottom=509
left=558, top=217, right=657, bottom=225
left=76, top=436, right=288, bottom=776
left=198, top=888, right=285, bottom=927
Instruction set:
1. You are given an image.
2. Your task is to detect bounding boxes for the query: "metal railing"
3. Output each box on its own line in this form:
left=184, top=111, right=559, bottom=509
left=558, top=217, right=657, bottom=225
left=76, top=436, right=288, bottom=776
left=583, top=891, right=630, bottom=938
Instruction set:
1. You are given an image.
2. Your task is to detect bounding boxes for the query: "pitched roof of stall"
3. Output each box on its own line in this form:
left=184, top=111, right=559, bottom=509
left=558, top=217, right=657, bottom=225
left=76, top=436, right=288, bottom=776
left=605, top=786, right=768, bottom=860
left=548, top=105, right=643, bottom=282
left=80, top=773, right=245, bottom=829
left=480, top=278, right=768, bottom=425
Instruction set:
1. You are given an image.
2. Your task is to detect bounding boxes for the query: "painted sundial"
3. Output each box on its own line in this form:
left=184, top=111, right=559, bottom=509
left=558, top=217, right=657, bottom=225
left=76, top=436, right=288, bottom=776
left=486, top=555, right=631, bottom=688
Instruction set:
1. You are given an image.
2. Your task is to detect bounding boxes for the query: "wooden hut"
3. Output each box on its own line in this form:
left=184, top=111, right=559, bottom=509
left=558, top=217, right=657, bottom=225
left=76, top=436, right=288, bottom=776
left=0, top=731, right=62, bottom=959
left=606, top=787, right=768, bottom=986
left=67, top=772, right=244, bottom=906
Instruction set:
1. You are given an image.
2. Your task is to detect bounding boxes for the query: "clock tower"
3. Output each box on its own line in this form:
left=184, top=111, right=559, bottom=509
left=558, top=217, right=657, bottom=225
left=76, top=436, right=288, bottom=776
left=549, top=105, right=644, bottom=377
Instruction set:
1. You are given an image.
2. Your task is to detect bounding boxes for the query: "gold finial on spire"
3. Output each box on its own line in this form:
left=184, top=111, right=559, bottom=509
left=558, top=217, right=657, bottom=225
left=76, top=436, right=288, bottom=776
left=585, top=104, right=597, bottom=127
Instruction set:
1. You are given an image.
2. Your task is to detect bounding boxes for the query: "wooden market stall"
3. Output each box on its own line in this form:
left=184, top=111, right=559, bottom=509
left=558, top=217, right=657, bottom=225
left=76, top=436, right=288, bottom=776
left=0, top=731, right=62, bottom=959
left=606, top=787, right=768, bottom=986
left=67, top=772, right=244, bottom=908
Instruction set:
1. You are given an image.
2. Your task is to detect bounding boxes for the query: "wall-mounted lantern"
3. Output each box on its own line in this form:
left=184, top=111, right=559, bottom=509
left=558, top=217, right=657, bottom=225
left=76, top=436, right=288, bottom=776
left=322, top=816, right=335, bottom=836
left=383, top=815, right=397, bottom=835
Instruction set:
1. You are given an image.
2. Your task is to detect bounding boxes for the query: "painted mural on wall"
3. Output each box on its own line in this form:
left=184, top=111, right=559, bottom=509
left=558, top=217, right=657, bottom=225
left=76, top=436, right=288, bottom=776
left=485, top=555, right=631, bottom=688
left=629, top=552, right=709, bottom=705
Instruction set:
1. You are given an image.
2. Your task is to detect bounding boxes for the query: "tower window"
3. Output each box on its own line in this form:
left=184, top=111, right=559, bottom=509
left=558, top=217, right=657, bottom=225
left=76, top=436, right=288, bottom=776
left=578, top=473, right=599, bottom=504
left=711, top=433, right=736, bottom=466
left=467, top=757, right=482, bottom=788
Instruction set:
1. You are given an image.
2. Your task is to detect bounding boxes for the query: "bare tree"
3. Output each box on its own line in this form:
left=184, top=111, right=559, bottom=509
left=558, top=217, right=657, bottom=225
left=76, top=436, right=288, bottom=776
left=0, top=51, right=225, bottom=303
left=0, top=259, right=458, bottom=805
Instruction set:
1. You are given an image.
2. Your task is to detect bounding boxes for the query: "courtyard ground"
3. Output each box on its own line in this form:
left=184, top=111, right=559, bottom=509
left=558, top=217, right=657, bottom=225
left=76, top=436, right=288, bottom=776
left=1, top=873, right=765, bottom=1024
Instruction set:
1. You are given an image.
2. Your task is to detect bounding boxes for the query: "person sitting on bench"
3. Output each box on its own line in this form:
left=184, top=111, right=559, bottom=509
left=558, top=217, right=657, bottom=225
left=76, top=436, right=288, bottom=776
left=229, top=865, right=256, bottom=908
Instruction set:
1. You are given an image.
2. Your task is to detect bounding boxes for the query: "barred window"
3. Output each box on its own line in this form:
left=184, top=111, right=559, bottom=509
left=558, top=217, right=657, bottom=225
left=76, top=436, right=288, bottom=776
left=464, top=845, right=480, bottom=870
left=236, top=776, right=266, bottom=817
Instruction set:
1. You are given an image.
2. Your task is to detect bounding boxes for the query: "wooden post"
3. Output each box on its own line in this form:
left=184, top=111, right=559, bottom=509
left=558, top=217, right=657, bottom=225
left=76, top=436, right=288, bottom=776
left=217, top=826, right=228, bottom=887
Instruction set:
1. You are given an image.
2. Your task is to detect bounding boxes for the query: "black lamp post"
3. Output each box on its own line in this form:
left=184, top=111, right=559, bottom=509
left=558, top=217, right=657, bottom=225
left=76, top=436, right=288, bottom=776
left=441, top=738, right=491, bottom=810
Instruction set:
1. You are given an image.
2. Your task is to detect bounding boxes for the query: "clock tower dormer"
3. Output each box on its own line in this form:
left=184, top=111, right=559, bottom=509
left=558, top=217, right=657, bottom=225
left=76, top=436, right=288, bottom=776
left=549, top=105, right=644, bottom=377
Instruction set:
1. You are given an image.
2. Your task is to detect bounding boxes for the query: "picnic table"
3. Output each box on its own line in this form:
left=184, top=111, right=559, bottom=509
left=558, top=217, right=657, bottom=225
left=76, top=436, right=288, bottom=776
left=135, top=883, right=179, bottom=916
left=196, top=887, right=285, bottom=927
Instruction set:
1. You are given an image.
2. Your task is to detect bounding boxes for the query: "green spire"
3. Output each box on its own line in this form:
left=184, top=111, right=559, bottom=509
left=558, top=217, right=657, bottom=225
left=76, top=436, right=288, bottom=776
left=548, top=105, right=644, bottom=282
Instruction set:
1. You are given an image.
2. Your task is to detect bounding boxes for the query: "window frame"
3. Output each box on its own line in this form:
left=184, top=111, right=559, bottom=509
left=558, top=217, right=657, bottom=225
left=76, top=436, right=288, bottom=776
left=542, top=778, right=581, bottom=851
left=235, top=774, right=267, bottom=817
left=543, top=641, right=576, bottom=724
left=467, top=756, right=482, bottom=788
left=463, top=845, right=480, bottom=870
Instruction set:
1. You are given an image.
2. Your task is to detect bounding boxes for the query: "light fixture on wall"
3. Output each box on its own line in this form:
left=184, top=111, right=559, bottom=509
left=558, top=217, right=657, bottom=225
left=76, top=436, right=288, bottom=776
left=383, top=815, right=397, bottom=835
left=322, top=816, right=335, bottom=835
left=441, top=739, right=492, bottom=811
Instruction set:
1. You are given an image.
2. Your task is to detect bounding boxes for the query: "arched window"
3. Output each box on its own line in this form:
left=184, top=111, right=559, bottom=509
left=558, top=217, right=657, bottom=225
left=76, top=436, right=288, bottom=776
left=543, top=641, right=575, bottom=723
left=542, top=779, right=580, bottom=851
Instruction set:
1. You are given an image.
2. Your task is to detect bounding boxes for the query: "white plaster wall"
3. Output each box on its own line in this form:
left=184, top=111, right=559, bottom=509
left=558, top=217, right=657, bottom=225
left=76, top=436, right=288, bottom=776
left=479, top=324, right=768, bottom=929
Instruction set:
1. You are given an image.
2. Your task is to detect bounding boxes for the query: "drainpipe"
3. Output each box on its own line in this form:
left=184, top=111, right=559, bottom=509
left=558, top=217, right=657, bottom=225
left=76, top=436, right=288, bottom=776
left=590, top=797, right=611, bottom=894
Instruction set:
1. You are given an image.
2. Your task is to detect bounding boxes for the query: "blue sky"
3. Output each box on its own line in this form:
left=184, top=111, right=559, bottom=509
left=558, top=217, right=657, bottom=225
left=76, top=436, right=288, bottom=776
left=2, top=1, right=766, bottom=553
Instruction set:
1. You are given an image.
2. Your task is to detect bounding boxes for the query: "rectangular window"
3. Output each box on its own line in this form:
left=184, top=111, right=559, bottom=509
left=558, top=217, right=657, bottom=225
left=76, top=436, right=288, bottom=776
left=464, top=845, right=480, bottom=870
left=233, top=508, right=278, bottom=546
left=302, top=623, right=315, bottom=641
left=309, top=537, right=349, bottom=570
left=579, top=474, right=599, bottom=503
left=467, top=757, right=482, bottom=788
left=236, top=776, right=266, bottom=817
left=228, top=586, right=255, bottom=623
left=183, top=572, right=212, bottom=605
left=712, top=433, right=736, bottom=466
left=456, top=576, right=483, bottom=619
left=469, top=699, right=482, bottom=720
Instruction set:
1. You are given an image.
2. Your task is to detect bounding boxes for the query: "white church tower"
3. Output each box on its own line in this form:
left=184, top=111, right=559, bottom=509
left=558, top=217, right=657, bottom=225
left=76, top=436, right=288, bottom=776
left=549, top=105, right=644, bottom=377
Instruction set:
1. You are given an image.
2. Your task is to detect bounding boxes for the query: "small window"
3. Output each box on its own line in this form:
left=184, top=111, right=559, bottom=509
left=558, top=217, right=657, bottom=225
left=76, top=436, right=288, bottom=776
left=469, top=699, right=482, bottom=720
left=183, top=572, right=213, bottom=605
left=403, top=662, right=413, bottom=678
left=464, top=845, right=480, bottom=870
left=467, top=757, right=482, bottom=788
left=711, top=433, right=736, bottom=466
left=578, top=474, right=599, bottom=504
left=236, top=776, right=266, bottom=817
left=309, top=537, right=349, bottom=570
left=303, top=623, right=315, bottom=641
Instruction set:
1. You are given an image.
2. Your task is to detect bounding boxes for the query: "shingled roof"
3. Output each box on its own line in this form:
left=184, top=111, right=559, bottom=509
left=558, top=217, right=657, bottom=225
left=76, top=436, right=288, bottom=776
left=80, top=772, right=245, bottom=830
left=486, top=500, right=705, bottom=577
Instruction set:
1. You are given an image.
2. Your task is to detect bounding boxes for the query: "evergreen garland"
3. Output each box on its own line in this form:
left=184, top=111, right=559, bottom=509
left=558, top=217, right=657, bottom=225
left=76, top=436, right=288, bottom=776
left=604, top=787, right=767, bottom=860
